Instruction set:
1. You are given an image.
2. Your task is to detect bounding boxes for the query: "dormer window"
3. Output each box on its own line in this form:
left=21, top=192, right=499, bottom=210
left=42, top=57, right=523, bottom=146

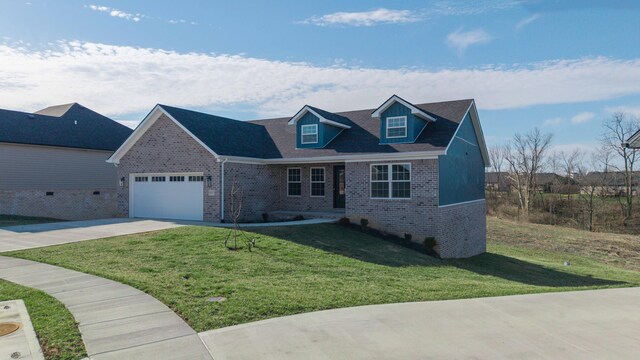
left=289, top=105, right=351, bottom=148
left=372, top=95, right=437, bottom=144
left=301, top=124, right=318, bottom=144
left=386, top=116, right=407, bottom=138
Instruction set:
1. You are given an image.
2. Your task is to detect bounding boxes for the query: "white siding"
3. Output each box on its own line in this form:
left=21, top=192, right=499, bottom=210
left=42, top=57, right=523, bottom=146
left=0, top=143, right=117, bottom=190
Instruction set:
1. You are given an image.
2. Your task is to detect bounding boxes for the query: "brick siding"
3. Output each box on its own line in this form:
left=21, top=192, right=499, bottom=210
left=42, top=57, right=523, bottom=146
left=345, top=159, right=485, bottom=258
left=0, top=189, right=117, bottom=220
left=345, top=159, right=439, bottom=239
left=115, top=114, right=220, bottom=222
left=275, top=164, right=340, bottom=213
left=435, top=200, right=487, bottom=258
left=223, top=162, right=280, bottom=222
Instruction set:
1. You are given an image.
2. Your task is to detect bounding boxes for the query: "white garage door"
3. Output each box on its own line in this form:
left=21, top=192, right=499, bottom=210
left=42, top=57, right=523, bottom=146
left=131, top=173, right=204, bottom=221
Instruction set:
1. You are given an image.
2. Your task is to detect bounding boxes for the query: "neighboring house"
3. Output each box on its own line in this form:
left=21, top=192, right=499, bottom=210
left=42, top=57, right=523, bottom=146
left=485, top=172, right=511, bottom=192
left=485, top=172, right=579, bottom=194
left=577, top=171, right=639, bottom=196
left=107, top=95, right=489, bottom=258
left=0, top=103, right=132, bottom=220
left=535, top=173, right=580, bottom=194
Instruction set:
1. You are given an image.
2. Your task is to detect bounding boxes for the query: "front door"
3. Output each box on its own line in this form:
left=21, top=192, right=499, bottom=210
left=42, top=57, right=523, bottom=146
left=333, top=165, right=345, bottom=209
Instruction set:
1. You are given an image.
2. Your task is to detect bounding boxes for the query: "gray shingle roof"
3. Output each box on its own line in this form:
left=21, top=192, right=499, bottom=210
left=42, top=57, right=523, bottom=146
left=252, top=99, right=473, bottom=158
left=0, top=103, right=132, bottom=151
left=161, top=99, right=473, bottom=160
left=159, top=105, right=281, bottom=158
left=306, top=106, right=351, bottom=127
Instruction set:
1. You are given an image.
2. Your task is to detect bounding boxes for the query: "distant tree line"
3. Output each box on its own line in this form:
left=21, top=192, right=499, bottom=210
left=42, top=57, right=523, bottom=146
left=487, top=112, right=640, bottom=233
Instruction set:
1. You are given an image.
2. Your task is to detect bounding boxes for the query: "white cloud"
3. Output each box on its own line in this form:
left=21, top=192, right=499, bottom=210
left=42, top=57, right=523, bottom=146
left=570, top=111, right=595, bottom=124
left=516, top=13, right=539, bottom=31
left=302, top=8, right=422, bottom=27
left=604, top=105, right=640, bottom=118
left=550, top=142, right=599, bottom=155
left=115, top=120, right=140, bottom=129
left=1, top=41, right=640, bottom=120
left=300, top=1, right=523, bottom=27
left=446, top=28, right=492, bottom=52
left=87, top=4, right=143, bottom=22
left=542, top=117, right=563, bottom=127
left=169, top=19, right=197, bottom=25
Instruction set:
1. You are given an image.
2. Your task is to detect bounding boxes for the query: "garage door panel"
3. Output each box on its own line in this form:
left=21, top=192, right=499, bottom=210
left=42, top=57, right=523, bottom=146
left=131, top=174, right=204, bottom=221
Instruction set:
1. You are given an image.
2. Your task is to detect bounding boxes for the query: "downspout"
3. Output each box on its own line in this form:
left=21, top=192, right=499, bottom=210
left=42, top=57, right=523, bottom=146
left=220, top=158, right=228, bottom=222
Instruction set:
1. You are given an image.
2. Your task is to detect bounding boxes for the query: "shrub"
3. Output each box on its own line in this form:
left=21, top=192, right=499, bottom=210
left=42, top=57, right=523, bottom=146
left=293, top=215, right=305, bottom=221
left=360, top=218, right=369, bottom=229
left=338, top=217, right=351, bottom=226
left=261, top=212, right=269, bottom=222
left=424, top=237, right=437, bottom=252
left=404, top=233, right=412, bottom=243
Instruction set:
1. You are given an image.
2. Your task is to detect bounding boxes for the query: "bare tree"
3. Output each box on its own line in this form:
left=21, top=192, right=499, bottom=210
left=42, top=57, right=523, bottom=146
left=489, top=145, right=505, bottom=178
left=224, top=173, right=256, bottom=251
left=600, top=112, right=639, bottom=219
left=585, top=148, right=615, bottom=231
left=546, top=150, right=563, bottom=222
left=487, top=145, right=506, bottom=211
left=504, top=128, right=553, bottom=217
left=559, top=148, right=583, bottom=218
left=577, top=152, right=599, bottom=231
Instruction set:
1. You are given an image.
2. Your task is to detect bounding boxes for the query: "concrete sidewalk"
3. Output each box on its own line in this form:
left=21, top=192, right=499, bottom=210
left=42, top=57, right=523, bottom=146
left=0, top=256, right=213, bottom=360
left=199, top=287, right=640, bottom=360
left=0, top=217, right=335, bottom=253
left=0, top=218, right=186, bottom=252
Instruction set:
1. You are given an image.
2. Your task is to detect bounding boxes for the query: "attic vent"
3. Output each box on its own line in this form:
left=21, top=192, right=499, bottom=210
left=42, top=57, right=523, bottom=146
left=27, top=115, right=35, bottom=119
left=74, top=120, right=78, bottom=125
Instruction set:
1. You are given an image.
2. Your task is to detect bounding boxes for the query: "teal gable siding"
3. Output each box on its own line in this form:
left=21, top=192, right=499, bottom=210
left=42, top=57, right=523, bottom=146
left=438, top=113, right=485, bottom=205
left=380, top=102, right=427, bottom=144
left=296, top=111, right=343, bottom=148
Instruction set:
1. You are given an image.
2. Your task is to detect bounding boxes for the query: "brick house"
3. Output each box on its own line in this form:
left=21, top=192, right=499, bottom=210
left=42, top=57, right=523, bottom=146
left=0, top=103, right=132, bottom=220
left=107, top=95, right=489, bottom=258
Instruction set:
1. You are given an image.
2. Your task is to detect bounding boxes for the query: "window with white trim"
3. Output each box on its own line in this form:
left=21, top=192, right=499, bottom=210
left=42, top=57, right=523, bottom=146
left=370, top=164, right=411, bottom=199
left=386, top=116, right=407, bottom=138
left=169, top=176, right=185, bottom=182
left=151, top=176, right=166, bottom=182
left=135, top=176, right=148, bottom=182
left=301, top=124, right=318, bottom=144
left=310, top=167, right=325, bottom=197
left=287, top=168, right=301, bottom=196
left=189, top=175, right=204, bottom=182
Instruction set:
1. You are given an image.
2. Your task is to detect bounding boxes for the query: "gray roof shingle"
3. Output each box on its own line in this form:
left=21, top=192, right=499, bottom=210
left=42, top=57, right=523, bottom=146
left=159, top=105, right=281, bottom=159
left=160, top=99, right=473, bottom=159
left=0, top=103, right=133, bottom=151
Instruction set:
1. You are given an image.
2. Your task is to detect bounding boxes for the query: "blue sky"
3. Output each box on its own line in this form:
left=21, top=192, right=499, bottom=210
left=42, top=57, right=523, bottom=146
left=1, top=0, right=639, bottom=155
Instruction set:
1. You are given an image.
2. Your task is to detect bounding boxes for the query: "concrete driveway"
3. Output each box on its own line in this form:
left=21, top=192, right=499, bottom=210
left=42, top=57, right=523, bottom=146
left=0, top=218, right=186, bottom=252
left=199, top=287, right=640, bottom=360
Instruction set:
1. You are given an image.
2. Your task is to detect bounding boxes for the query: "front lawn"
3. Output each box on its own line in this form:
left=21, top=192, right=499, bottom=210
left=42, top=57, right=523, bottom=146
left=7, top=218, right=639, bottom=332
left=0, top=280, right=86, bottom=360
left=0, top=214, right=64, bottom=227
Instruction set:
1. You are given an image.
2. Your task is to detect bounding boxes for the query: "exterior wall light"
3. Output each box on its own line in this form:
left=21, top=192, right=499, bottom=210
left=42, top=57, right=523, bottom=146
left=119, top=177, right=125, bottom=188
left=206, top=175, right=212, bottom=188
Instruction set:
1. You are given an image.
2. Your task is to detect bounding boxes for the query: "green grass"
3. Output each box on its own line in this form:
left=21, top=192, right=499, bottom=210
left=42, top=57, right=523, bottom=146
left=0, top=214, right=64, bottom=227
left=488, top=216, right=640, bottom=271
left=6, top=219, right=639, bottom=333
left=0, top=280, right=86, bottom=360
